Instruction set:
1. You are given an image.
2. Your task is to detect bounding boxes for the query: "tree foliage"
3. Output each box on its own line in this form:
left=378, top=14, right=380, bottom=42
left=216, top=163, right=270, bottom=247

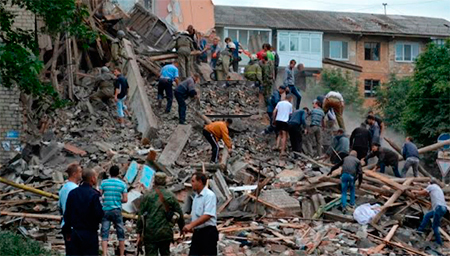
left=0, top=231, right=58, bottom=256
left=0, top=0, right=96, bottom=106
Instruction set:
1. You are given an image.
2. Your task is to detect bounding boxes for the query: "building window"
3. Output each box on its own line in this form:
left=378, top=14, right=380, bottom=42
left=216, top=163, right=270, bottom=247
left=224, top=28, right=272, bottom=52
left=432, top=38, right=445, bottom=47
left=364, top=42, right=380, bottom=61
left=364, top=80, right=380, bottom=98
left=278, top=32, right=321, bottom=54
left=395, top=43, right=419, bottom=62
left=324, top=41, right=348, bottom=60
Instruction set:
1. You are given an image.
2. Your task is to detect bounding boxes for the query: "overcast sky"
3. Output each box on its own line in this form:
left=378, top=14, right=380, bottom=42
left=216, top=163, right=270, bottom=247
left=212, top=0, right=450, bottom=20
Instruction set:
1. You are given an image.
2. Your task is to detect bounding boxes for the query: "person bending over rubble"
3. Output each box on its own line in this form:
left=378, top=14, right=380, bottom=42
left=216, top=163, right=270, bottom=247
left=413, top=178, right=447, bottom=246
left=114, top=68, right=129, bottom=128
left=401, top=136, right=420, bottom=177
left=158, top=61, right=180, bottom=113
left=89, top=67, right=116, bottom=105
left=287, top=107, right=307, bottom=156
left=203, top=119, right=233, bottom=163
left=273, top=94, right=293, bottom=156
left=323, top=91, right=345, bottom=131
left=175, top=74, right=201, bottom=124
left=328, top=150, right=362, bottom=213
left=362, top=143, right=401, bottom=177
left=326, top=128, right=349, bottom=164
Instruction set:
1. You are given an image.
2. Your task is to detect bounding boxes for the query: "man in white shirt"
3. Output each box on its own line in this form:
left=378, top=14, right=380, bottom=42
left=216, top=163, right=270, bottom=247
left=413, top=179, right=448, bottom=245
left=323, top=91, right=346, bottom=131
left=183, top=172, right=218, bottom=255
left=273, top=94, right=293, bottom=156
left=58, top=163, right=82, bottom=254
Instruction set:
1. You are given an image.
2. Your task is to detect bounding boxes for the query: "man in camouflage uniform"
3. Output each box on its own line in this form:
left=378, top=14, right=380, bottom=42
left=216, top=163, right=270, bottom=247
left=216, top=42, right=234, bottom=81
left=89, top=67, right=116, bottom=105
left=261, top=55, right=274, bottom=103
left=175, top=33, right=195, bottom=79
left=136, top=172, right=184, bottom=256
left=244, top=54, right=262, bottom=89
left=111, top=30, right=129, bottom=73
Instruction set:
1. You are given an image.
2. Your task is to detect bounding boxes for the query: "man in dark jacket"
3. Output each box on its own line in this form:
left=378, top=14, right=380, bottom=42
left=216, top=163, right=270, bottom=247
left=350, top=123, right=372, bottom=159
left=136, top=172, right=184, bottom=256
left=401, top=136, right=420, bottom=177
left=63, top=169, right=104, bottom=255
left=367, top=115, right=381, bottom=145
left=363, top=143, right=401, bottom=177
left=174, top=74, right=200, bottom=124
left=288, top=109, right=307, bottom=154
left=328, top=150, right=362, bottom=212
left=327, top=128, right=350, bottom=164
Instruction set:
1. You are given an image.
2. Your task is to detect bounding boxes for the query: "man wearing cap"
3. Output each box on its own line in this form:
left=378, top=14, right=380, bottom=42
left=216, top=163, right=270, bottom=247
left=59, top=163, right=82, bottom=255
left=216, top=41, right=234, bottom=81
left=323, top=91, right=346, bottom=131
left=111, top=30, right=129, bottom=71
left=265, top=85, right=287, bottom=134
left=136, top=172, right=185, bottom=255
left=175, top=32, right=195, bottom=79
left=158, top=61, right=180, bottom=113
left=261, top=54, right=274, bottom=102
left=90, top=67, right=116, bottom=105
left=244, top=54, right=262, bottom=90
left=284, top=59, right=302, bottom=110
left=326, top=128, right=350, bottom=164
left=413, top=179, right=447, bottom=246
left=363, top=143, right=401, bottom=177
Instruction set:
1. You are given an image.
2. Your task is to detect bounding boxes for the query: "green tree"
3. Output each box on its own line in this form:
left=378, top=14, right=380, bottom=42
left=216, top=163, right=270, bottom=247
left=401, top=40, right=450, bottom=145
left=0, top=0, right=95, bottom=106
left=375, top=75, right=411, bottom=131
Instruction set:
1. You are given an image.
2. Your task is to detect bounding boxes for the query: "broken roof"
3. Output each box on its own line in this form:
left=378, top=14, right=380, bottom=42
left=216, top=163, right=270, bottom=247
left=214, top=5, right=450, bottom=38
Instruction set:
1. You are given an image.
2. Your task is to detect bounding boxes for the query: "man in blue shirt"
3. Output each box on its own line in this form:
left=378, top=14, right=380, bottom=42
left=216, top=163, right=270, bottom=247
left=401, top=136, right=420, bottom=177
left=158, top=61, right=180, bottom=113
left=114, top=68, right=129, bottom=128
left=264, top=85, right=287, bottom=134
left=174, top=74, right=200, bottom=124
left=100, top=165, right=128, bottom=256
left=284, top=59, right=302, bottom=110
left=288, top=108, right=306, bottom=154
left=210, top=37, right=221, bottom=69
left=63, top=169, right=104, bottom=256
left=59, top=163, right=82, bottom=255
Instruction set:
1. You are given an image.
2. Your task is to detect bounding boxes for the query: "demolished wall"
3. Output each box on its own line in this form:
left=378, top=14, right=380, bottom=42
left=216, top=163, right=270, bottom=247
left=0, top=85, right=22, bottom=165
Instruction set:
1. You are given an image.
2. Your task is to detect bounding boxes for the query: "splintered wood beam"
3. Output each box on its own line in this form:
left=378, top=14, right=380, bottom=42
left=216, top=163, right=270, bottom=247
left=364, top=170, right=408, bottom=191
left=369, top=224, right=399, bottom=254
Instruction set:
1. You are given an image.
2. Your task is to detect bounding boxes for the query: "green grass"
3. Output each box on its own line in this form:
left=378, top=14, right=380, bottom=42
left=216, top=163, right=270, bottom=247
left=0, top=231, right=59, bottom=256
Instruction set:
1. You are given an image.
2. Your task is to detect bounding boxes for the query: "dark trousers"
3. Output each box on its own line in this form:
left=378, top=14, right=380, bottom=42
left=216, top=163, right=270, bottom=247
left=331, top=152, right=349, bottom=164
left=175, top=91, right=187, bottom=124
left=353, top=146, right=369, bottom=160
left=379, top=162, right=401, bottom=177
left=69, top=229, right=99, bottom=256
left=288, top=84, right=302, bottom=109
left=189, top=226, right=219, bottom=256
left=203, top=129, right=219, bottom=163
left=231, top=58, right=239, bottom=72
left=288, top=123, right=302, bottom=153
left=63, top=230, right=73, bottom=255
left=145, top=240, right=171, bottom=256
left=157, top=79, right=173, bottom=113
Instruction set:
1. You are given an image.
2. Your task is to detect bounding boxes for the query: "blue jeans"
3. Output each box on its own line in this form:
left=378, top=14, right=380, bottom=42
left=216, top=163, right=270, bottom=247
left=175, top=91, right=187, bottom=124
left=288, top=84, right=302, bottom=110
left=379, top=162, right=401, bottom=177
left=101, top=208, right=125, bottom=241
left=116, top=97, right=127, bottom=118
left=418, top=205, right=447, bottom=245
left=341, top=173, right=355, bottom=208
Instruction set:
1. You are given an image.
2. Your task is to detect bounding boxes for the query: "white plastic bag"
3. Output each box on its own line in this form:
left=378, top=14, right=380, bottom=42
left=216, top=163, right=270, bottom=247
left=353, top=203, right=381, bottom=225
left=327, top=108, right=336, bottom=121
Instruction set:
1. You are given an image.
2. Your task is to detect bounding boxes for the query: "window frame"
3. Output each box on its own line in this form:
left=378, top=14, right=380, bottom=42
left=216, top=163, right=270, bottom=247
left=364, top=42, right=381, bottom=61
left=364, top=79, right=380, bottom=98
left=325, top=40, right=349, bottom=60
left=277, top=31, right=322, bottom=55
left=224, top=27, right=272, bottom=50
left=395, top=42, right=420, bottom=62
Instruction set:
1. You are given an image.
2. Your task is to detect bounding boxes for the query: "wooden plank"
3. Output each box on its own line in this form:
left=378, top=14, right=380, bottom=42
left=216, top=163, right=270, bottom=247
left=371, top=178, right=414, bottom=224
left=439, top=227, right=450, bottom=242
left=369, top=224, right=399, bottom=254
left=267, top=229, right=295, bottom=246
left=0, top=211, right=61, bottom=221
left=157, top=125, right=192, bottom=167
left=364, top=170, right=408, bottom=191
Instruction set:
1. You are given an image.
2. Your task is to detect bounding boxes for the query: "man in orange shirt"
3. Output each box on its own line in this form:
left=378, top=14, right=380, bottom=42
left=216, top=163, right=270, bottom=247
left=203, top=119, right=233, bottom=163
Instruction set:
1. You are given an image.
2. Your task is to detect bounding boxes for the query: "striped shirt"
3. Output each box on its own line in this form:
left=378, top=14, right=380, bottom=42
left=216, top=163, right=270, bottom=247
left=100, top=178, right=127, bottom=211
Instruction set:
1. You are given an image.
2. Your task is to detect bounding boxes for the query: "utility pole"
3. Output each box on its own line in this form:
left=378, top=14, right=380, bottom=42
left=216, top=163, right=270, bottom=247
left=383, top=3, right=388, bottom=15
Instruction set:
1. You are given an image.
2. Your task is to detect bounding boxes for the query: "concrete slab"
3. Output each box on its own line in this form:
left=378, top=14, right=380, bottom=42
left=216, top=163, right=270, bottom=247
left=158, top=124, right=192, bottom=167
left=259, top=189, right=301, bottom=214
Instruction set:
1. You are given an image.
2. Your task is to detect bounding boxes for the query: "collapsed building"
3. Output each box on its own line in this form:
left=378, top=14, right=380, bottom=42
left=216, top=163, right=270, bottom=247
left=0, top=1, right=450, bottom=256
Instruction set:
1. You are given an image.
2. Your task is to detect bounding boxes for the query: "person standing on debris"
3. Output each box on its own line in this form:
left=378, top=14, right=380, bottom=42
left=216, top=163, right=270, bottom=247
left=99, top=165, right=128, bottom=256
left=197, top=32, right=208, bottom=64
left=328, top=150, right=363, bottom=213
left=184, top=172, right=218, bottom=255
left=210, top=37, right=221, bottom=69
left=261, top=55, right=274, bottom=103
left=90, top=67, right=116, bottom=105
left=59, top=163, right=82, bottom=255
left=114, top=68, right=129, bottom=128
left=63, top=169, right=104, bottom=256
left=158, top=61, right=180, bottom=113
left=273, top=94, right=294, bottom=156
left=413, top=179, right=447, bottom=246
left=203, top=119, right=233, bottom=163
left=231, top=39, right=242, bottom=72
left=264, top=85, right=287, bottom=134
left=288, top=107, right=307, bottom=155
left=187, top=25, right=199, bottom=50
left=111, top=30, right=129, bottom=71
left=323, top=91, right=345, bottom=131
left=366, top=115, right=381, bottom=145
left=367, top=110, right=384, bottom=136
left=401, top=136, right=420, bottom=177
left=362, top=143, right=401, bottom=177
left=216, top=42, right=234, bottom=81
left=310, top=100, right=325, bottom=157
left=350, top=123, right=372, bottom=160
left=174, top=74, right=201, bottom=124
left=175, top=32, right=195, bottom=79
left=136, top=172, right=185, bottom=256
left=326, top=128, right=350, bottom=164
left=244, top=54, right=262, bottom=90
left=283, top=60, right=302, bottom=110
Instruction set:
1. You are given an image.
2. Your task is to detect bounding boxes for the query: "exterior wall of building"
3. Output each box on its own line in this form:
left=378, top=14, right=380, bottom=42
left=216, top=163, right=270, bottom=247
left=8, top=4, right=35, bottom=31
